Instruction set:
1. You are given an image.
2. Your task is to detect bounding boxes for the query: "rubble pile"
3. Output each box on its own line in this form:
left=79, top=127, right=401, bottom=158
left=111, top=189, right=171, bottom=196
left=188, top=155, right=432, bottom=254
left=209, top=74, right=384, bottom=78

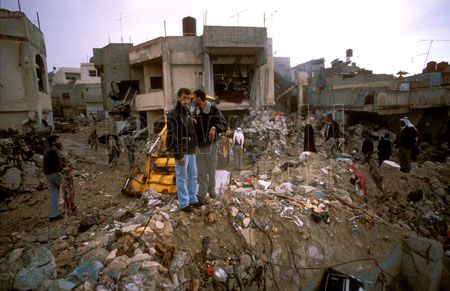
left=242, top=111, right=299, bottom=160
left=0, top=130, right=49, bottom=197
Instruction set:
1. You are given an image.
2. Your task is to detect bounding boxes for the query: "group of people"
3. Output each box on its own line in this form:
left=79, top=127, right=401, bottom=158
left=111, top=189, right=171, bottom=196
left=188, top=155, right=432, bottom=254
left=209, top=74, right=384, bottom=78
left=88, top=129, right=136, bottom=169
left=167, top=88, right=234, bottom=212
left=304, top=112, right=419, bottom=173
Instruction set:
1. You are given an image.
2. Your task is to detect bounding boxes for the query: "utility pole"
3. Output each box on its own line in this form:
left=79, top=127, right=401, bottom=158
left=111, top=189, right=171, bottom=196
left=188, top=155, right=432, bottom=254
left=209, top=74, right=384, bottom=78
left=116, top=12, right=126, bottom=43
left=230, top=8, right=249, bottom=26
left=420, top=39, right=450, bottom=67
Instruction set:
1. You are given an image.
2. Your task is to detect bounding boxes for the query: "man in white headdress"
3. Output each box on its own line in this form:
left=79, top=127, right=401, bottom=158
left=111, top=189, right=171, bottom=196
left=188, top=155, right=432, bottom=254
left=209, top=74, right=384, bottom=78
left=232, top=127, right=244, bottom=170
left=398, top=117, right=419, bottom=173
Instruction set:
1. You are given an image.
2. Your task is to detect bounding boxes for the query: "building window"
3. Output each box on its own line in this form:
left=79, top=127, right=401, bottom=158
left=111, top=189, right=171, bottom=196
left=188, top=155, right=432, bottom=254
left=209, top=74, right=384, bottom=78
left=89, top=70, right=97, bottom=77
left=62, top=92, right=70, bottom=100
left=35, top=55, right=46, bottom=92
left=150, top=76, right=163, bottom=90
left=65, top=72, right=81, bottom=82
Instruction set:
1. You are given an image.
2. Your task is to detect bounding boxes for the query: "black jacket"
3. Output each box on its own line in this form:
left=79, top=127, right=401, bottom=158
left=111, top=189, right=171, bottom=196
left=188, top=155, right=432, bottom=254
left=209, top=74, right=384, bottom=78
left=325, top=120, right=340, bottom=141
left=303, top=124, right=316, bottom=152
left=362, top=139, right=374, bottom=155
left=398, top=126, right=418, bottom=150
left=377, top=138, right=392, bottom=160
left=167, top=102, right=197, bottom=159
left=193, top=102, right=228, bottom=148
left=43, top=146, right=62, bottom=175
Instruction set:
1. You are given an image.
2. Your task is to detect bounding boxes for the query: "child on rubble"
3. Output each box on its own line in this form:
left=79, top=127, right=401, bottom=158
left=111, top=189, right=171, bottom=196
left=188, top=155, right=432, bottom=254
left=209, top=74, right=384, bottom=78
left=59, top=162, right=76, bottom=215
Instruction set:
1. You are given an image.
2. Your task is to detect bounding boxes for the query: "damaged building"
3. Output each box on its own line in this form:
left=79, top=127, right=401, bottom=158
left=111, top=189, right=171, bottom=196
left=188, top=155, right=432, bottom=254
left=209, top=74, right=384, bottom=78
left=0, top=8, right=53, bottom=130
left=49, top=63, right=104, bottom=119
left=93, top=17, right=274, bottom=135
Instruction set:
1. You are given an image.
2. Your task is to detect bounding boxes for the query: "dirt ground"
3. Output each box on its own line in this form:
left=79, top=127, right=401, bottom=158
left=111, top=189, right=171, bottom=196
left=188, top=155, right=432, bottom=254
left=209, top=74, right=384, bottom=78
left=0, top=122, right=447, bottom=289
left=0, top=126, right=138, bottom=257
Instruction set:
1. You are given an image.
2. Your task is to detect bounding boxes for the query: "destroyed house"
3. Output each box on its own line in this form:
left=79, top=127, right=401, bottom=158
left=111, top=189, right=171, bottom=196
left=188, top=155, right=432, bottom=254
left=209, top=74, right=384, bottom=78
left=0, top=9, right=53, bottom=130
left=93, top=17, right=274, bottom=135
left=50, top=63, right=103, bottom=118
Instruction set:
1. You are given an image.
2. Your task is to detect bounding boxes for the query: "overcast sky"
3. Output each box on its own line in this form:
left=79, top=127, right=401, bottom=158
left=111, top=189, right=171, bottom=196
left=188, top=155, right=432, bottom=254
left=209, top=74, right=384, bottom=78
left=1, top=0, right=449, bottom=75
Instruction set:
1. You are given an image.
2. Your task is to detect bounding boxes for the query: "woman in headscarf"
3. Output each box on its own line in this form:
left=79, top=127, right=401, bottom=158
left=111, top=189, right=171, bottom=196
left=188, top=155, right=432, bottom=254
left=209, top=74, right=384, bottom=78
left=304, top=116, right=317, bottom=152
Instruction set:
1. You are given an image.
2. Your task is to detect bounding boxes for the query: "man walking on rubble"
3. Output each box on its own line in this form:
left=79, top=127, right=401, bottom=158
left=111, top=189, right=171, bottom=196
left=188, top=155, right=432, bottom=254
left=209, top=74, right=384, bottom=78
left=124, top=133, right=136, bottom=169
left=43, top=135, right=64, bottom=222
left=377, top=133, right=392, bottom=166
left=233, top=127, right=245, bottom=170
left=88, top=129, right=98, bottom=150
left=398, top=117, right=418, bottom=173
left=167, top=88, right=199, bottom=212
left=323, top=113, right=341, bottom=157
left=193, top=89, right=228, bottom=204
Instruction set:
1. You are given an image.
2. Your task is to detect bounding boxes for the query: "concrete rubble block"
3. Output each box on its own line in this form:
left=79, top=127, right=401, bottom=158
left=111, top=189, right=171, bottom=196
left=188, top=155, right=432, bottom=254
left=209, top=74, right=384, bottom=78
left=129, top=252, right=152, bottom=264
left=381, top=160, right=401, bottom=171
left=240, top=228, right=257, bottom=248
left=230, top=207, right=239, bottom=217
left=401, top=237, right=443, bottom=291
left=306, top=245, right=324, bottom=260
left=81, top=248, right=109, bottom=264
left=239, top=254, right=252, bottom=270
left=68, top=261, right=104, bottom=285
left=170, top=251, right=189, bottom=273
left=141, top=260, right=167, bottom=274
left=271, top=166, right=282, bottom=175
left=0, top=167, right=22, bottom=191
left=243, top=217, right=251, bottom=228
left=0, top=244, right=56, bottom=291
left=215, top=170, right=230, bottom=195
left=103, top=256, right=129, bottom=280
left=257, top=180, right=271, bottom=190
left=120, top=224, right=141, bottom=234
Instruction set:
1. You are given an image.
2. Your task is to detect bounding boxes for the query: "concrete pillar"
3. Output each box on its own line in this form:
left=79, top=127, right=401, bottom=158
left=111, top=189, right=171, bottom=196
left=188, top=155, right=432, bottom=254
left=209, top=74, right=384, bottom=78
left=146, top=110, right=161, bottom=136
left=202, top=52, right=214, bottom=95
left=143, top=63, right=150, bottom=93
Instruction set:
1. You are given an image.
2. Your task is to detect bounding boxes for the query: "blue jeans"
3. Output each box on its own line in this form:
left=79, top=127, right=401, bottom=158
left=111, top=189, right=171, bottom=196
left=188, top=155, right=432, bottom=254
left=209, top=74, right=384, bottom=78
left=46, top=172, right=63, bottom=218
left=175, top=154, right=198, bottom=209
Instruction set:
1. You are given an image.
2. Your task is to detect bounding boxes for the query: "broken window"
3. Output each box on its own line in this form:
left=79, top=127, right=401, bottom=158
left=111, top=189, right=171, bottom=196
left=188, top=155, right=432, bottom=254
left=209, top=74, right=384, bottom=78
left=365, top=92, right=375, bottom=105
left=213, top=64, right=253, bottom=103
left=150, top=76, right=163, bottom=90
left=62, top=92, right=70, bottom=100
left=65, top=72, right=81, bottom=83
left=35, top=55, right=46, bottom=92
left=89, top=70, right=97, bottom=77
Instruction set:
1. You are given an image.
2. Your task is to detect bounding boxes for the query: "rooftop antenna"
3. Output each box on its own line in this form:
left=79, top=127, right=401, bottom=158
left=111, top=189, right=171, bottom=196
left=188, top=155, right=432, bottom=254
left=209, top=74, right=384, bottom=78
left=36, top=12, right=41, bottom=30
left=116, top=12, right=126, bottom=43
left=17, top=0, right=21, bottom=11
left=230, top=8, right=249, bottom=26
left=164, top=20, right=167, bottom=37
left=420, top=39, right=450, bottom=67
left=263, top=10, right=277, bottom=27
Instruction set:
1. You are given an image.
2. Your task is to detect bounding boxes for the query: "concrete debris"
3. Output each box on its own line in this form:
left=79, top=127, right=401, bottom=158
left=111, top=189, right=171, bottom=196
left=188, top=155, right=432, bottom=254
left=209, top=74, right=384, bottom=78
left=0, top=244, right=56, bottom=290
left=0, top=111, right=448, bottom=290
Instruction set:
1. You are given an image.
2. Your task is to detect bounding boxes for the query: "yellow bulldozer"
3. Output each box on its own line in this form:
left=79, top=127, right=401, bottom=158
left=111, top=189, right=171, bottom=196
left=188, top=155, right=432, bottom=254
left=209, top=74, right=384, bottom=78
left=121, top=124, right=177, bottom=196
left=122, top=99, right=232, bottom=197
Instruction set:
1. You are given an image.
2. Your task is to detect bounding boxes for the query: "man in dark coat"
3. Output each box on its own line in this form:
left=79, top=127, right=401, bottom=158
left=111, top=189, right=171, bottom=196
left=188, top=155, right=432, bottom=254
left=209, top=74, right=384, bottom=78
left=167, top=88, right=198, bottom=212
left=304, top=116, right=316, bottom=152
left=192, top=89, right=228, bottom=204
left=377, top=133, right=392, bottom=166
left=398, top=117, right=419, bottom=173
left=362, top=134, right=374, bottom=164
left=43, top=135, right=64, bottom=221
left=323, top=113, right=340, bottom=157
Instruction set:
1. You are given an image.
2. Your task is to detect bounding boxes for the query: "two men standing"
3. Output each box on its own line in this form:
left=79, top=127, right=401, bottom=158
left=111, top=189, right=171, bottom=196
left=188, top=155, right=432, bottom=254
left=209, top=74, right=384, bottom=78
left=167, top=88, right=228, bottom=211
